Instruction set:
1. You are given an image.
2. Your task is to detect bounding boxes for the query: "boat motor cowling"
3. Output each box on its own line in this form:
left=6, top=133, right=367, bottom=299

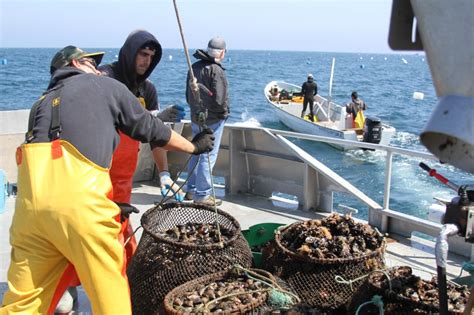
left=363, top=116, right=382, bottom=144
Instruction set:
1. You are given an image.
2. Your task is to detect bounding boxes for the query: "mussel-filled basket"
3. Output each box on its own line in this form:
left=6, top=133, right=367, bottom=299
left=262, top=213, right=386, bottom=312
left=353, top=266, right=470, bottom=315
left=127, top=203, right=253, bottom=314
left=164, top=266, right=299, bottom=314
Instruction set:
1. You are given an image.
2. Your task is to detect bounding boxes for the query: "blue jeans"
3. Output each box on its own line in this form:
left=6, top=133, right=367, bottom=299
left=186, top=120, right=225, bottom=200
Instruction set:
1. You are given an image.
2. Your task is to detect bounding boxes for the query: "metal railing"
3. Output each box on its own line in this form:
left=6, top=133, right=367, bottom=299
left=261, top=127, right=472, bottom=260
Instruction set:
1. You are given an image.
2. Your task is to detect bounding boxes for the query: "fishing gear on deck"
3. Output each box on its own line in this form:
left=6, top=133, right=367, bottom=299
left=419, top=162, right=474, bottom=315
left=419, top=162, right=474, bottom=242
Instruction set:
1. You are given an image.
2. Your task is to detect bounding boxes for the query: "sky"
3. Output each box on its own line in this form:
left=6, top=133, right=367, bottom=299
left=0, top=0, right=396, bottom=53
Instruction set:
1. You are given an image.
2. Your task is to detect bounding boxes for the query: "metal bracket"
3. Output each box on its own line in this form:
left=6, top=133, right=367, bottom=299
left=388, top=0, right=423, bottom=50
left=338, top=204, right=359, bottom=216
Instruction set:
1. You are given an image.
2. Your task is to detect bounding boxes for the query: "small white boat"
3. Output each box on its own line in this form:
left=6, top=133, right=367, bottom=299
left=264, top=81, right=396, bottom=150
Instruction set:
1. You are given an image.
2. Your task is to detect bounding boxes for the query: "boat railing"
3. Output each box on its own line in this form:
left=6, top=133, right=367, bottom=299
left=157, top=123, right=473, bottom=259
left=2, top=111, right=472, bottom=260
left=268, top=128, right=473, bottom=259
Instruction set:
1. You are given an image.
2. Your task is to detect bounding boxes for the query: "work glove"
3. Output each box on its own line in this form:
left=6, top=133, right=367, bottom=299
left=159, top=171, right=185, bottom=202
left=191, top=128, right=215, bottom=155
left=157, top=105, right=185, bottom=122
left=115, top=202, right=140, bottom=223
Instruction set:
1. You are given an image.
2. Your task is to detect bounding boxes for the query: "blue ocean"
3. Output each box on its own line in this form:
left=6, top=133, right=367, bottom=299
left=0, top=48, right=472, bottom=219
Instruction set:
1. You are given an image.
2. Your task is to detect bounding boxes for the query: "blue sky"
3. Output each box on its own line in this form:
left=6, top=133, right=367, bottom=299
left=0, top=0, right=395, bottom=53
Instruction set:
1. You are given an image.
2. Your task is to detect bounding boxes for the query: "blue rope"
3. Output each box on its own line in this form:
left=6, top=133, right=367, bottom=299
left=355, top=295, right=384, bottom=315
left=458, top=261, right=474, bottom=279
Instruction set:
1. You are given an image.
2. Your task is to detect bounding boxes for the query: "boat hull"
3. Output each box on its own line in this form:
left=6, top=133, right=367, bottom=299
left=265, top=81, right=396, bottom=150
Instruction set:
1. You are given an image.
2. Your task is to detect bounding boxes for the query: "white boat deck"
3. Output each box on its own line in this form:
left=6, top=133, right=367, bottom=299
left=0, top=181, right=469, bottom=313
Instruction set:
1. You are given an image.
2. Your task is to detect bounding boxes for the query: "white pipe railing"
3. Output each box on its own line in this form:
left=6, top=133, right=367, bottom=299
left=266, top=127, right=441, bottom=233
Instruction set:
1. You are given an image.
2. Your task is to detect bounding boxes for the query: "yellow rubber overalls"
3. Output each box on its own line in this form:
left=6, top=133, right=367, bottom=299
left=1, top=92, right=132, bottom=314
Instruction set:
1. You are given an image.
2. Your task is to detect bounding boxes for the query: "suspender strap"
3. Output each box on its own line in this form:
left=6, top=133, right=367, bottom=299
left=24, top=84, right=64, bottom=143
left=25, top=96, right=46, bottom=143
left=50, top=95, right=61, bottom=140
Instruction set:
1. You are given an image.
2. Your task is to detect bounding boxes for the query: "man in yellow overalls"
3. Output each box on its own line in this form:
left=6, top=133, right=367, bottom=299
left=0, top=46, right=214, bottom=314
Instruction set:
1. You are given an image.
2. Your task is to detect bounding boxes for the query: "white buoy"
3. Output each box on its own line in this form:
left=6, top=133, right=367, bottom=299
left=168, top=55, right=173, bottom=61
left=422, top=58, right=425, bottom=62
left=402, top=58, right=408, bottom=64
left=370, top=57, right=374, bottom=60
left=115, top=54, right=118, bottom=59
left=413, top=91, right=425, bottom=100
left=359, top=56, right=363, bottom=60
left=384, top=57, right=388, bottom=61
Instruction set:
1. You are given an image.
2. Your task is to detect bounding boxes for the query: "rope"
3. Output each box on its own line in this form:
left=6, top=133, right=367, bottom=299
left=355, top=295, right=384, bottom=315
left=335, top=269, right=392, bottom=292
left=235, top=265, right=301, bottom=303
left=203, top=288, right=271, bottom=312
left=124, top=225, right=143, bottom=247
left=203, top=265, right=300, bottom=312
left=172, top=0, right=222, bottom=248
left=457, top=261, right=474, bottom=279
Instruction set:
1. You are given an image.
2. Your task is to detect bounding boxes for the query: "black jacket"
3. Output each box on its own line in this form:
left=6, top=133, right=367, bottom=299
left=302, top=79, right=317, bottom=99
left=186, top=49, right=229, bottom=125
left=31, top=67, right=171, bottom=168
left=99, top=30, right=162, bottom=111
left=346, top=99, right=367, bottom=117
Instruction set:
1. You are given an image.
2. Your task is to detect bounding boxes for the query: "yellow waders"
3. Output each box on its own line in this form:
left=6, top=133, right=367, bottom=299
left=1, top=140, right=131, bottom=314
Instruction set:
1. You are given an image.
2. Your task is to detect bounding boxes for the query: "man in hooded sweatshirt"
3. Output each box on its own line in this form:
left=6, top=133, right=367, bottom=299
left=185, top=37, right=229, bottom=206
left=99, top=30, right=185, bottom=263
left=301, top=73, right=318, bottom=122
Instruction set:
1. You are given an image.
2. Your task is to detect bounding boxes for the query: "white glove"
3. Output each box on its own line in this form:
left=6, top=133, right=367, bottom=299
left=159, top=171, right=185, bottom=202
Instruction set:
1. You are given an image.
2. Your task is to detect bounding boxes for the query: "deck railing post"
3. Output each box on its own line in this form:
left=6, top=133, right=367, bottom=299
left=382, top=150, right=394, bottom=232
left=303, top=163, right=321, bottom=212
left=228, top=129, right=249, bottom=194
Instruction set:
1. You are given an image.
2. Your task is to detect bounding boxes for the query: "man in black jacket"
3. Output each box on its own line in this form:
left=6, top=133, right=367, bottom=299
left=301, top=73, right=318, bottom=122
left=1, top=46, right=213, bottom=314
left=185, top=36, right=229, bottom=206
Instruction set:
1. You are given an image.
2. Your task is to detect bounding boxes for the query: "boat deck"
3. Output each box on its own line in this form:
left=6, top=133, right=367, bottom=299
left=0, top=181, right=469, bottom=313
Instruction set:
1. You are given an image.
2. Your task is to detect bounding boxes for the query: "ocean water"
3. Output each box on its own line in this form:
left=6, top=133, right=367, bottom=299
left=0, top=48, right=472, bottom=220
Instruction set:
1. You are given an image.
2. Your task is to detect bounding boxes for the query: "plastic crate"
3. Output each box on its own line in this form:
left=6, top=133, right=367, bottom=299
left=242, top=223, right=285, bottom=268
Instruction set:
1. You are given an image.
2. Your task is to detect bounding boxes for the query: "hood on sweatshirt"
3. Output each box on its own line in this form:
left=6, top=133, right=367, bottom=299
left=115, top=30, right=162, bottom=92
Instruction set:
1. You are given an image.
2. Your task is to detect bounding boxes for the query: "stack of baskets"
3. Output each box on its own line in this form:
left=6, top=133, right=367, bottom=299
left=127, top=203, right=252, bottom=314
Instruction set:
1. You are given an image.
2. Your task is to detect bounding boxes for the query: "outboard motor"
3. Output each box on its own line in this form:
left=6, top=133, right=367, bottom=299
left=363, top=116, right=382, bottom=144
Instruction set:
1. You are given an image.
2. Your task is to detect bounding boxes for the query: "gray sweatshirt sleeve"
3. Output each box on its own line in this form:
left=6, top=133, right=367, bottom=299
left=111, top=80, right=172, bottom=147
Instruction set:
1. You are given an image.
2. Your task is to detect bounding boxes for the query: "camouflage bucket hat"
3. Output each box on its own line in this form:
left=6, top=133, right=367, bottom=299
left=50, top=45, right=104, bottom=74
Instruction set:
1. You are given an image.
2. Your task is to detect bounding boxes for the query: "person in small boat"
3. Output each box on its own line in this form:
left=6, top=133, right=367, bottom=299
left=269, top=83, right=280, bottom=102
left=185, top=36, right=229, bottom=206
left=301, top=73, right=318, bottom=122
left=0, top=46, right=214, bottom=315
left=345, top=91, right=367, bottom=128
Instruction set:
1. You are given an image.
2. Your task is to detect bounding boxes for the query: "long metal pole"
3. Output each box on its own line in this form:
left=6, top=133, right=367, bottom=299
left=172, top=0, right=200, bottom=102
left=327, top=58, right=336, bottom=120
left=382, top=150, right=393, bottom=232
